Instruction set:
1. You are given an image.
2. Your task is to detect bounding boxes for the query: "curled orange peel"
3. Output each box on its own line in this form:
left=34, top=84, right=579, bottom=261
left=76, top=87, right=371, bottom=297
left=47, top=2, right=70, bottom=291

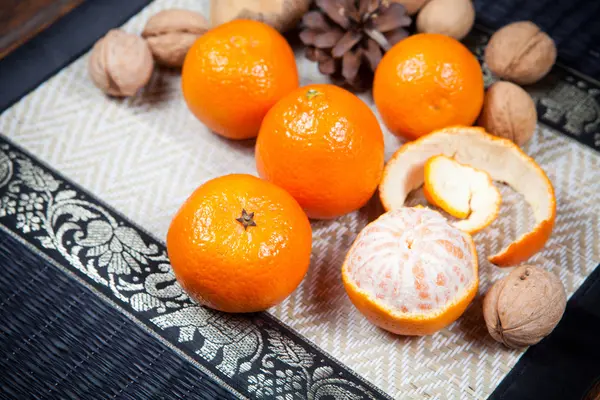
left=379, top=126, right=556, bottom=266
left=423, top=155, right=502, bottom=234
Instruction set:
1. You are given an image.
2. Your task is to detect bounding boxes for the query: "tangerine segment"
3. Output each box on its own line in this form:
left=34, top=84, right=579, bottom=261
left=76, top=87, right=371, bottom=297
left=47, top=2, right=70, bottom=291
left=379, top=126, right=556, bottom=266
left=342, top=207, right=478, bottom=336
left=424, top=155, right=502, bottom=234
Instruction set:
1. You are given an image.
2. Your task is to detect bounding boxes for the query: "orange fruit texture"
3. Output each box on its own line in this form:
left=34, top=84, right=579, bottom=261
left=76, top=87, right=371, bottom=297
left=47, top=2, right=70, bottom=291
left=256, top=84, right=385, bottom=220
left=166, top=174, right=312, bottom=313
left=373, top=33, right=484, bottom=140
left=181, top=19, right=299, bottom=140
left=342, top=207, right=479, bottom=336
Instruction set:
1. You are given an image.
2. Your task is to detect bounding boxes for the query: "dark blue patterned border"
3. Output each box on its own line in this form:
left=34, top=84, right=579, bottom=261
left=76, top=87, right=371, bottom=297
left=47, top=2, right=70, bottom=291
left=0, top=135, right=389, bottom=399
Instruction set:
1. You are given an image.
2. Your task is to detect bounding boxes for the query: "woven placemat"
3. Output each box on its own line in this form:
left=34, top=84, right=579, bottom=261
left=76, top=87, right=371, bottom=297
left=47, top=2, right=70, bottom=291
left=0, top=0, right=599, bottom=399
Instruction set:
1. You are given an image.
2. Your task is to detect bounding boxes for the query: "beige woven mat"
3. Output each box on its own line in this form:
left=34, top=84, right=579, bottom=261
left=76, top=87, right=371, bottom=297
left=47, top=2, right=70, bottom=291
left=1, top=0, right=599, bottom=398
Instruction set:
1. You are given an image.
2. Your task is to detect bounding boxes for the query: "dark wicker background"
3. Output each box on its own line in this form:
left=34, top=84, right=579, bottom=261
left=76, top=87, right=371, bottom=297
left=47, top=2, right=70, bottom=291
left=0, top=231, right=235, bottom=399
left=474, top=0, right=600, bottom=80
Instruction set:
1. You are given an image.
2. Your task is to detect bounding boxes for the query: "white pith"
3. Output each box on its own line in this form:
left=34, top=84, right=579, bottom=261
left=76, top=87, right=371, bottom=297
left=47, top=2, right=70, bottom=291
left=344, top=207, right=476, bottom=316
left=380, top=129, right=554, bottom=255
left=426, top=155, right=501, bottom=232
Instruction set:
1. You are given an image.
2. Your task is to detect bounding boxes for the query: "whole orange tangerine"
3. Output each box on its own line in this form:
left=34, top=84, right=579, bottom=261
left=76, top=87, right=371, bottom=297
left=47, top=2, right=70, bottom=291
left=181, top=19, right=299, bottom=140
left=166, top=174, right=312, bottom=313
left=342, top=206, right=479, bottom=336
left=373, top=33, right=484, bottom=140
left=256, top=84, right=385, bottom=220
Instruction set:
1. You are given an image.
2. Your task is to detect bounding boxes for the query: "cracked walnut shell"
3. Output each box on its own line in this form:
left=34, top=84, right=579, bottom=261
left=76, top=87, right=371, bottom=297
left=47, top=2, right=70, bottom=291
left=88, top=29, right=154, bottom=97
left=483, top=265, right=566, bottom=349
left=142, top=9, right=209, bottom=67
left=484, top=21, right=557, bottom=85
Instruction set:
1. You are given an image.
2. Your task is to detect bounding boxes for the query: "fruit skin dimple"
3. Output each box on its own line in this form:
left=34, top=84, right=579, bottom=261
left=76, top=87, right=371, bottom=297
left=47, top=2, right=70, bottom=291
left=166, top=174, right=312, bottom=313
left=373, top=33, right=484, bottom=140
left=256, top=84, right=385, bottom=220
left=182, top=19, right=299, bottom=140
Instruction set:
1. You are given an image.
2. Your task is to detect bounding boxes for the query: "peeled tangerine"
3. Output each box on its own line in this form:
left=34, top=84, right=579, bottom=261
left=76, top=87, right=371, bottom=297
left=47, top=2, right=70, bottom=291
left=342, top=207, right=478, bottom=336
left=380, top=126, right=556, bottom=266
left=424, top=155, right=502, bottom=234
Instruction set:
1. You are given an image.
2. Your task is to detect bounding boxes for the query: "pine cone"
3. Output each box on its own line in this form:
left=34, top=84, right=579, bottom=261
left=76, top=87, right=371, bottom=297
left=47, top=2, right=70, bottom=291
left=300, top=0, right=411, bottom=90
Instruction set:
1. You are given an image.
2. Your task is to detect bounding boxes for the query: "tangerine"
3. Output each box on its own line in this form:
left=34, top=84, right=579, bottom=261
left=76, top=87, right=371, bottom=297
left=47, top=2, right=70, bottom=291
left=181, top=19, right=299, bottom=140
left=373, top=33, right=484, bottom=140
left=167, top=174, right=312, bottom=313
left=256, top=84, right=385, bottom=220
left=342, top=206, right=479, bottom=336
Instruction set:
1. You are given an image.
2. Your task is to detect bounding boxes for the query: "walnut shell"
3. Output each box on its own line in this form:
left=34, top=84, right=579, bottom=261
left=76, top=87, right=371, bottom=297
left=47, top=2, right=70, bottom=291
left=88, top=29, right=154, bottom=97
left=483, top=265, right=566, bottom=349
left=390, top=0, right=430, bottom=15
left=210, top=0, right=311, bottom=32
left=484, top=21, right=557, bottom=85
left=478, top=81, right=537, bottom=147
left=416, top=0, right=474, bottom=40
left=142, top=9, right=209, bottom=67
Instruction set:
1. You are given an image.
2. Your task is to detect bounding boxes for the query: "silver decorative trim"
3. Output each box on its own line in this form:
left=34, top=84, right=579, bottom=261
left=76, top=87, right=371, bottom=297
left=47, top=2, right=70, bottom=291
left=0, top=139, right=388, bottom=399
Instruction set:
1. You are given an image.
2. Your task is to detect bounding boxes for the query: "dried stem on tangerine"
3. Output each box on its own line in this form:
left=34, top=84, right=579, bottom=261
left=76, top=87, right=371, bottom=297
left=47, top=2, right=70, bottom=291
left=236, top=209, right=256, bottom=230
left=306, top=89, right=323, bottom=99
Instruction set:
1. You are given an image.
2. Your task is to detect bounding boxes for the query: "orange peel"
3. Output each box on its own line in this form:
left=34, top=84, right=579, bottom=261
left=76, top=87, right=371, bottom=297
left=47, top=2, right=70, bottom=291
left=379, top=126, right=556, bottom=266
left=423, top=155, right=502, bottom=234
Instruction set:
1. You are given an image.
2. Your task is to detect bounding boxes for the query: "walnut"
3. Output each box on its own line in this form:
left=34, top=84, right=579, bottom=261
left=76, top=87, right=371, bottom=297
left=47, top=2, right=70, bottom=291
left=88, top=29, right=154, bottom=97
left=484, top=21, right=557, bottom=85
left=416, top=0, right=475, bottom=40
left=142, top=9, right=209, bottom=67
left=478, top=81, right=537, bottom=147
left=209, top=0, right=311, bottom=32
left=483, top=265, right=566, bottom=349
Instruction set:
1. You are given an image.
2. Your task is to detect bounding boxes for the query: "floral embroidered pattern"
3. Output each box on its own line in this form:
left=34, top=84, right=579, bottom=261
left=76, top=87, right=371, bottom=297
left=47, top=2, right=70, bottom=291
left=248, top=374, right=274, bottom=398
left=16, top=211, right=41, bottom=233
left=0, top=141, right=386, bottom=400
left=0, top=196, right=16, bottom=217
